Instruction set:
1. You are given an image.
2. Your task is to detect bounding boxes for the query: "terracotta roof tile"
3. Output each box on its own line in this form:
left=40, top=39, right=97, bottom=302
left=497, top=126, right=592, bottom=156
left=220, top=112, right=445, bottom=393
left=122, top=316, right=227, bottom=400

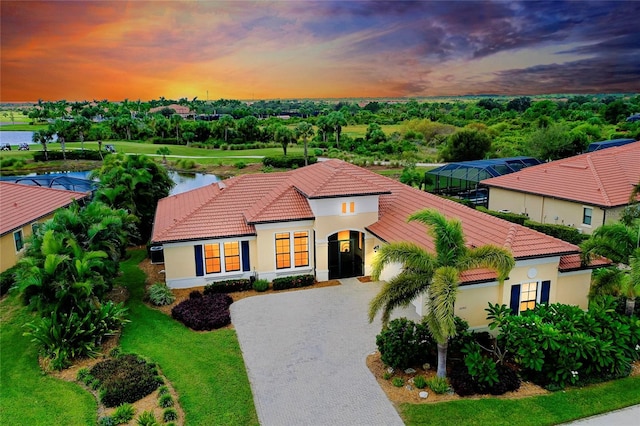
left=559, top=253, right=610, bottom=271
left=482, top=141, right=640, bottom=207
left=0, top=182, right=89, bottom=235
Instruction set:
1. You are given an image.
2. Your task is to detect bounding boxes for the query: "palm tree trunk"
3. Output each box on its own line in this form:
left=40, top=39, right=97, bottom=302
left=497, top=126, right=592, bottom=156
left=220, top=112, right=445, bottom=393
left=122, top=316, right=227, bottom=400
left=304, top=139, right=308, bottom=166
left=626, top=298, right=635, bottom=316
left=436, top=341, right=448, bottom=378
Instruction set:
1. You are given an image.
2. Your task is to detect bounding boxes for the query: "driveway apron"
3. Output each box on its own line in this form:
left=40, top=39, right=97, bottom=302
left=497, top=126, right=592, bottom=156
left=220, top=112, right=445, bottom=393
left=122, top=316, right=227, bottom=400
left=231, top=278, right=420, bottom=426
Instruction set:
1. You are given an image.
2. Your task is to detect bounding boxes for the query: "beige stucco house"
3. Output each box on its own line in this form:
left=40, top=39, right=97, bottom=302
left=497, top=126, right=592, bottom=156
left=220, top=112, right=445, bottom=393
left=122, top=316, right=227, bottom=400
left=152, top=160, right=606, bottom=329
left=481, top=141, right=640, bottom=234
left=0, top=182, right=89, bottom=273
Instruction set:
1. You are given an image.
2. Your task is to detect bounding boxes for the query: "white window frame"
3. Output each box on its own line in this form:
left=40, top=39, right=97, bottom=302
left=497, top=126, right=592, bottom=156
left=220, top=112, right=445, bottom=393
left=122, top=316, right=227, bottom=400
left=519, top=281, right=540, bottom=313
left=274, top=231, right=310, bottom=271
left=14, top=230, right=24, bottom=252
left=582, top=206, right=593, bottom=226
left=203, top=241, right=243, bottom=275
left=340, top=201, right=355, bottom=216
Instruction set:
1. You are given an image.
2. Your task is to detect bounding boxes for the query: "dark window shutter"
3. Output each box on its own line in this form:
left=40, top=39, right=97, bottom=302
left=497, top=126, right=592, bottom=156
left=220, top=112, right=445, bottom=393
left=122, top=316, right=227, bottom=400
left=194, top=245, right=204, bottom=276
left=540, top=280, right=551, bottom=304
left=241, top=241, right=250, bottom=271
left=510, top=284, right=521, bottom=315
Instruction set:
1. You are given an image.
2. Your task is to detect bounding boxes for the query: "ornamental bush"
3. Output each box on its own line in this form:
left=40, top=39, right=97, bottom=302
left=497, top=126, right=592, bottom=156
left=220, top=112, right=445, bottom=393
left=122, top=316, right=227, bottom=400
left=171, top=293, right=233, bottom=330
left=486, top=298, right=640, bottom=389
left=90, top=354, right=161, bottom=407
left=204, top=279, right=251, bottom=294
left=253, top=278, right=269, bottom=292
left=147, top=283, right=175, bottom=306
left=272, top=274, right=315, bottom=290
left=375, top=318, right=436, bottom=369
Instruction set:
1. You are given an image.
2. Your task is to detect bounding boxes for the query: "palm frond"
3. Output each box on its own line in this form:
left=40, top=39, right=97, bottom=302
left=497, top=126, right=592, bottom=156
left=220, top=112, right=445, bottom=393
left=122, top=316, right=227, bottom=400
left=459, top=245, right=515, bottom=281
left=408, top=209, right=466, bottom=266
left=589, top=267, right=624, bottom=299
left=370, top=242, right=435, bottom=281
left=368, top=271, right=431, bottom=326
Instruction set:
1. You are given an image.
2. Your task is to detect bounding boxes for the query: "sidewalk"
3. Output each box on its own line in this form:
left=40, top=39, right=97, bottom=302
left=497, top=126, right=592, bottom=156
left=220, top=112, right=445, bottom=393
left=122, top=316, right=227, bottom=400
left=564, top=404, right=640, bottom=425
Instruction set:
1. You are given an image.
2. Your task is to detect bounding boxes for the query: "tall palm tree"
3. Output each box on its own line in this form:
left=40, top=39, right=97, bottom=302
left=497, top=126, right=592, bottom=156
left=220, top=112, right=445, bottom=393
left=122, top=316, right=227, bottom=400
left=295, top=122, right=314, bottom=166
left=580, top=222, right=639, bottom=266
left=368, top=209, right=515, bottom=378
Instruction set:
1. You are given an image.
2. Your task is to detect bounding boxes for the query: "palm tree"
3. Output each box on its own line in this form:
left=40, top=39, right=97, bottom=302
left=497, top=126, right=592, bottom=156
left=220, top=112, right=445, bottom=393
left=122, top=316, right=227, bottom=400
left=273, top=125, right=294, bottom=156
left=589, top=248, right=640, bottom=316
left=368, top=209, right=515, bottom=378
left=581, top=222, right=639, bottom=266
left=327, top=111, right=347, bottom=149
left=295, top=122, right=314, bottom=165
left=32, top=129, right=53, bottom=161
left=630, top=181, right=640, bottom=204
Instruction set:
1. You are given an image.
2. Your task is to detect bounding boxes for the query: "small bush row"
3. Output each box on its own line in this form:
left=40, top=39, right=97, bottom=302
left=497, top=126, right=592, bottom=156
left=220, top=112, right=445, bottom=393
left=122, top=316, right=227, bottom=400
left=204, top=279, right=252, bottom=294
left=523, top=220, right=589, bottom=245
left=33, top=149, right=107, bottom=161
left=262, top=155, right=317, bottom=168
left=89, top=354, right=161, bottom=407
left=171, top=292, right=232, bottom=331
left=272, top=274, right=315, bottom=290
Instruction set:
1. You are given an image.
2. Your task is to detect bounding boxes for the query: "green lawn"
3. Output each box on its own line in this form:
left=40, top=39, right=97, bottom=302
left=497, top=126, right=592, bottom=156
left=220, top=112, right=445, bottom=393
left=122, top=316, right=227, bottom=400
left=401, top=375, right=640, bottom=425
left=0, top=296, right=97, bottom=426
left=117, top=250, right=259, bottom=425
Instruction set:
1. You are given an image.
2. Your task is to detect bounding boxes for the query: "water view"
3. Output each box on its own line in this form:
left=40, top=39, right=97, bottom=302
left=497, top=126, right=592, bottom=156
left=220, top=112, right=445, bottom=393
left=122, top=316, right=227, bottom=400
left=0, top=131, right=57, bottom=145
left=0, top=170, right=219, bottom=196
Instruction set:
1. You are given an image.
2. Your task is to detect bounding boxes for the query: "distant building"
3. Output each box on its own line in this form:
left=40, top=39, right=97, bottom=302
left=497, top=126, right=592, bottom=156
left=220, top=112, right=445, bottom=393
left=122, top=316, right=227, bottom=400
left=149, top=104, right=192, bottom=118
left=481, top=142, right=640, bottom=234
left=0, top=182, right=89, bottom=273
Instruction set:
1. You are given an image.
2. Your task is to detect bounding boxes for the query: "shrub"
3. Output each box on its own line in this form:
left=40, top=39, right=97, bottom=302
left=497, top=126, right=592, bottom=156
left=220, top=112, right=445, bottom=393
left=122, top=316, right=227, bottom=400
left=236, top=161, right=247, bottom=169
left=158, top=393, right=174, bottom=408
left=189, top=290, right=202, bottom=299
left=463, top=343, right=499, bottom=387
left=272, top=274, right=315, bottom=290
left=375, top=318, right=436, bottom=369
left=475, top=207, right=528, bottom=225
left=147, top=283, right=175, bottom=306
left=112, top=403, right=135, bottom=424
left=98, top=416, right=116, bottom=426
left=253, top=279, right=269, bottom=292
left=171, top=293, right=233, bottom=331
left=163, top=408, right=178, bottom=422
left=76, top=367, right=90, bottom=382
left=392, top=377, right=404, bottom=387
left=486, top=298, right=640, bottom=389
left=90, top=354, right=161, bottom=407
left=523, top=220, right=589, bottom=245
left=0, top=265, right=18, bottom=295
left=157, top=385, right=170, bottom=396
left=413, top=375, right=428, bottom=389
left=23, top=302, right=129, bottom=370
left=33, top=150, right=105, bottom=161
left=204, top=279, right=251, bottom=294
left=136, top=411, right=158, bottom=426
left=382, top=371, right=392, bottom=380
left=262, top=155, right=317, bottom=168
left=426, top=377, right=450, bottom=394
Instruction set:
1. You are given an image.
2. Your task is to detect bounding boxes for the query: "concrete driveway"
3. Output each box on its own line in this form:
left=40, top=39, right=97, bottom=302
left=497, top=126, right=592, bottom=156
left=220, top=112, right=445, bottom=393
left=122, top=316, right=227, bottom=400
left=231, top=278, right=420, bottom=426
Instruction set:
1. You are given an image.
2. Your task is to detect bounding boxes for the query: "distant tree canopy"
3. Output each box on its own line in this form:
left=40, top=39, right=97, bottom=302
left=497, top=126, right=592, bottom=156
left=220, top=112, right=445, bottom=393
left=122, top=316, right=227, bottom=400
left=440, top=129, right=492, bottom=162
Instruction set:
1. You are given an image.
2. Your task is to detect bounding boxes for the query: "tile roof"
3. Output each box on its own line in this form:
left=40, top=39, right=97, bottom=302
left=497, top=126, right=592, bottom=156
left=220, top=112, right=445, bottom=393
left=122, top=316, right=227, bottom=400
left=481, top=141, right=640, bottom=207
left=0, top=182, right=89, bottom=236
left=152, top=160, right=582, bottom=265
left=558, top=253, right=610, bottom=272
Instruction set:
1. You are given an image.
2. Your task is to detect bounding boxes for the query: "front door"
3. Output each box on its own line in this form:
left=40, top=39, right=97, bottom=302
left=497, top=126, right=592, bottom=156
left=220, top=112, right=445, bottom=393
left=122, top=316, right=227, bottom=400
left=328, top=230, right=364, bottom=279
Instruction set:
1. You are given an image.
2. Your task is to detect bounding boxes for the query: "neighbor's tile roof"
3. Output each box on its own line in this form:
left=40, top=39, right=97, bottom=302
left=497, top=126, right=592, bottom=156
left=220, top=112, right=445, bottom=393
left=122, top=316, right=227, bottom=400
left=481, top=141, right=640, bottom=207
left=0, top=182, right=89, bottom=236
left=558, top=253, right=610, bottom=272
left=152, top=160, right=583, bottom=269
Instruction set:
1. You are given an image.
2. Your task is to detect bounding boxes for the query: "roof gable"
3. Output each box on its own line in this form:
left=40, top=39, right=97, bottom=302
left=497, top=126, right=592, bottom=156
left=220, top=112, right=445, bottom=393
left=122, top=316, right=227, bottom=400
left=0, top=182, right=89, bottom=235
left=481, top=141, right=640, bottom=207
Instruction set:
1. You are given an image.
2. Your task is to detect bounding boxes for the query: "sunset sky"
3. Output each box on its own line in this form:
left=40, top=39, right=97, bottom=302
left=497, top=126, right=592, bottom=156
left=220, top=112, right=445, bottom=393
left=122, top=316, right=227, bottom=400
left=2, top=0, right=639, bottom=102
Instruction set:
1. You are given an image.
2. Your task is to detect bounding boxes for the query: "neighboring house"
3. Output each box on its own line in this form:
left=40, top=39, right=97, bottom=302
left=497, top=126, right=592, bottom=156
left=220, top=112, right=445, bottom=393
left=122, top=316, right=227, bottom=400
left=481, top=141, right=640, bottom=235
left=149, top=104, right=192, bottom=118
left=0, top=182, right=89, bottom=273
left=152, top=160, right=606, bottom=329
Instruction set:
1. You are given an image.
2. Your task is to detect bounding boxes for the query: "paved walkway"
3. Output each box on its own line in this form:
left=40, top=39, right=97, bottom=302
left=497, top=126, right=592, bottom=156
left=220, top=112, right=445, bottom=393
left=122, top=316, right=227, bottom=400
left=563, top=404, right=640, bottom=425
left=231, top=278, right=420, bottom=426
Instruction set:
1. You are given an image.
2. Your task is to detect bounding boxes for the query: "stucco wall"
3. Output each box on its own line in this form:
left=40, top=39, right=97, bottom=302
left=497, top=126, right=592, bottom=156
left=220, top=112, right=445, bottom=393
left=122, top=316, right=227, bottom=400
left=1, top=216, right=49, bottom=273
left=487, top=187, right=605, bottom=234
left=555, top=270, right=591, bottom=310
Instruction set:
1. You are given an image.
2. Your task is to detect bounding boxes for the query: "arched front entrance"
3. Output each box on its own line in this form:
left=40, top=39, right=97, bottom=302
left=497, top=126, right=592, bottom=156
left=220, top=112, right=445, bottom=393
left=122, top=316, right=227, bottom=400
left=328, top=230, right=364, bottom=279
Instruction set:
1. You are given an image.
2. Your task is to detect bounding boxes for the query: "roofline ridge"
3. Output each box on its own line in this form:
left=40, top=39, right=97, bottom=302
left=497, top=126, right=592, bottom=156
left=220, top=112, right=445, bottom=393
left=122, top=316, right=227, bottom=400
left=244, top=181, right=297, bottom=222
left=585, top=155, right=612, bottom=205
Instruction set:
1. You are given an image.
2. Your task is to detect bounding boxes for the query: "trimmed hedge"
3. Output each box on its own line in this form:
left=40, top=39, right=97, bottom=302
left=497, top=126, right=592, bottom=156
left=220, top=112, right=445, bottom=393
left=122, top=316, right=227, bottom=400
left=523, top=220, right=589, bottom=245
left=272, top=274, right=315, bottom=290
left=262, top=155, right=317, bottom=168
left=171, top=292, right=233, bottom=330
left=90, top=354, right=161, bottom=407
left=33, top=149, right=107, bottom=161
left=476, top=207, right=528, bottom=225
left=203, top=279, right=251, bottom=294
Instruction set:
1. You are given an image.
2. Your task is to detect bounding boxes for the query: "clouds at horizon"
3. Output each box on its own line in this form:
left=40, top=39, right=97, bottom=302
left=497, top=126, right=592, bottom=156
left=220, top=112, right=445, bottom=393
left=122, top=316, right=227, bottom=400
left=1, top=0, right=638, bottom=102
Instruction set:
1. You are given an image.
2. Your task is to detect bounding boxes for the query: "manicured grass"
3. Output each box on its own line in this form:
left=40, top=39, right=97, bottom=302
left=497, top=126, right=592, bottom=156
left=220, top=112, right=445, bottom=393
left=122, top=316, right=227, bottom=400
left=0, top=296, right=97, bottom=426
left=0, top=123, right=47, bottom=131
left=400, top=376, right=640, bottom=426
left=118, top=250, right=258, bottom=425
left=342, top=123, right=405, bottom=138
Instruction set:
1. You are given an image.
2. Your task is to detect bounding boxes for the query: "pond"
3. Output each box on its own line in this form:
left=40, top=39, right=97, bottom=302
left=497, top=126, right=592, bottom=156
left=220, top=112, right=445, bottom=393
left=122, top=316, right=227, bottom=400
left=0, top=170, right=219, bottom=196
left=0, top=131, right=57, bottom=145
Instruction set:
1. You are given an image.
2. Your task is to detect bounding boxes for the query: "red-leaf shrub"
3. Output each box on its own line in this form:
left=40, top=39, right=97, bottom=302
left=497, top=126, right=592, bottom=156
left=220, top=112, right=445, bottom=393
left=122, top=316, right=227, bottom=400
left=171, top=293, right=233, bottom=331
left=272, top=274, right=315, bottom=290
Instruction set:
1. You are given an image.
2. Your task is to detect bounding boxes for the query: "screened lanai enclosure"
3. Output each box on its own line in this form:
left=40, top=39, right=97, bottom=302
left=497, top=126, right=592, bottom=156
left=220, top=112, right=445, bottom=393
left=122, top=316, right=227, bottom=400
left=427, top=157, right=542, bottom=206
